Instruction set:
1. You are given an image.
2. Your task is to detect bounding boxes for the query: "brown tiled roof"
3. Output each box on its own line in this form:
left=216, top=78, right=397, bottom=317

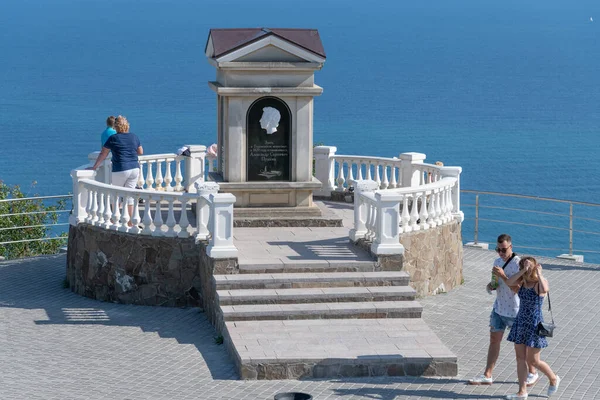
left=207, top=28, right=326, bottom=59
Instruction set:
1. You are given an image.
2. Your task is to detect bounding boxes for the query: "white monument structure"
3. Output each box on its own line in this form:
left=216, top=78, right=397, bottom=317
left=205, top=28, right=326, bottom=215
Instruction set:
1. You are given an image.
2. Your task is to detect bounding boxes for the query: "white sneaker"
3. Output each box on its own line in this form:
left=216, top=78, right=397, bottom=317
left=526, top=372, right=540, bottom=386
left=468, top=374, right=493, bottom=385
left=506, top=394, right=528, bottom=399
left=548, top=375, right=561, bottom=396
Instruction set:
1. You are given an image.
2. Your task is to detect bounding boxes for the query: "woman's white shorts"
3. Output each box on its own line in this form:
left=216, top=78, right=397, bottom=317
left=111, top=168, right=140, bottom=204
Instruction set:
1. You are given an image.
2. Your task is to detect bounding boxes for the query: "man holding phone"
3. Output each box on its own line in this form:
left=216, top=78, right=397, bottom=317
left=469, top=234, right=539, bottom=386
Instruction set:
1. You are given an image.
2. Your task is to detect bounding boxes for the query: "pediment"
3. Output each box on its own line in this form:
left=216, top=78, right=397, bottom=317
left=206, top=28, right=326, bottom=64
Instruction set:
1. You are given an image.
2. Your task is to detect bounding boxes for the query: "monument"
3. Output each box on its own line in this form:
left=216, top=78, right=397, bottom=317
left=205, top=28, right=327, bottom=218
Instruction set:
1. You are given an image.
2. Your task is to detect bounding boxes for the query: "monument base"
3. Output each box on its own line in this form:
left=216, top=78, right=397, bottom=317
left=217, top=179, right=322, bottom=208
left=233, top=203, right=342, bottom=227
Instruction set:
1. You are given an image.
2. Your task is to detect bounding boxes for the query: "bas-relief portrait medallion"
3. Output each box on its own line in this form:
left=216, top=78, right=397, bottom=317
left=246, top=97, right=291, bottom=181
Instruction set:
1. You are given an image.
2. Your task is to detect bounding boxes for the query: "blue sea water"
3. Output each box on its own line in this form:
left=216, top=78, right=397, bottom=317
left=1, top=0, right=599, bottom=260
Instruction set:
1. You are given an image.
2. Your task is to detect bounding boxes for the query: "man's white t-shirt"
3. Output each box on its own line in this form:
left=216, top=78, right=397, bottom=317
left=493, top=254, right=520, bottom=318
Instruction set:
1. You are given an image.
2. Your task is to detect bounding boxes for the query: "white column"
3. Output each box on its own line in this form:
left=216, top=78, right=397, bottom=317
left=349, top=180, right=380, bottom=242
left=70, top=169, right=96, bottom=225
left=313, top=145, right=337, bottom=197
left=371, top=191, right=405, bottom=255
left=206, top=193, right=238, bottom=259
left=439, top=166, right=464, bottom=222
left=194, top=181, right=220, bottom=240
left=184, top=145, right=207, bottom=193
left=399, top=152, right=426, bottom=188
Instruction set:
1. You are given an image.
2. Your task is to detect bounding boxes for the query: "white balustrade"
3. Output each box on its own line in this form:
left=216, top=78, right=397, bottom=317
left=138, top=154, right=185, bottom=192
left=332, top=155, right=403, bottom=192
left=350, top=177, right=460, bottom=255
left=70, top=168, right=238, bottom=257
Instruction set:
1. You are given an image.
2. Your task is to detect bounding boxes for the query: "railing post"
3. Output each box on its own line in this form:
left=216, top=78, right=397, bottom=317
left=399, top=152, right=426, bottom=188
left=349, top=179, right=379, bottom=242
left=474, top=194, right=479, bottom=245
left=184, top=145, right=207, bottom=193
left=439, top=166, right=464, bottom=222
left=313, top=145, right=337, bottom=197
left=371, top=191, right=405, bottom=255
left=194, top=181, right=220, bottom=240
left=69, top=169, right=96, bottom=225
left=88, top=151, right=112, bottom=184
left=569, top=203, right=573, bottom=256
left=206, top=193, right=238, bottom=259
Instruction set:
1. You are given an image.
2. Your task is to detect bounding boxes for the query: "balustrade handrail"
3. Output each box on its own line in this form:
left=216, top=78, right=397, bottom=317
left=379, top=176, right=457, bottom=194
left=333, top=154, right=401, bottom=163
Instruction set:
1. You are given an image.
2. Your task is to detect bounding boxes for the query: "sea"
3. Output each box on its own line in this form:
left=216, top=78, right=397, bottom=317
left=1, top=0, right=599, bottom=261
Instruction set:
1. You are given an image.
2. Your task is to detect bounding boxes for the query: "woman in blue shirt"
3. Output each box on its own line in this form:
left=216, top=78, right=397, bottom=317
left=89, top=115, right=143, bottom=225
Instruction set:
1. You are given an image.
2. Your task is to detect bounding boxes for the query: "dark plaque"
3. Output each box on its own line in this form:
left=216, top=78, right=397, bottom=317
left=246, top=97, right=291, bottom=181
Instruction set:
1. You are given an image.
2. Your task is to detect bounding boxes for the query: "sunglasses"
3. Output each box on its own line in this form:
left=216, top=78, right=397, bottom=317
left=495, top=245, right=511, bottom=254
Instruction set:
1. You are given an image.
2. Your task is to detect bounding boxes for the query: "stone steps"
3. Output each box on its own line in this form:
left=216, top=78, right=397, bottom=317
left=217, top=286, right=417, bottom=305
left=238, top=260, right=377, bottom=274
left=220, top=300, right=423, bottom=321
left=225, top=319, right=458, bottom=379
left=213, top=271, right=410, bottom=290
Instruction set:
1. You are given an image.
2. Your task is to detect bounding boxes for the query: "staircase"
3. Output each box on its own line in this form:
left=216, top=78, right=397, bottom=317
left=212, top=255, right=457, bottom=379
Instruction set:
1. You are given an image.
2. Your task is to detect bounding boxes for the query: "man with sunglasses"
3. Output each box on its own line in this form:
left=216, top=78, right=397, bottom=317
left=469, top=234, right=539, bottom=386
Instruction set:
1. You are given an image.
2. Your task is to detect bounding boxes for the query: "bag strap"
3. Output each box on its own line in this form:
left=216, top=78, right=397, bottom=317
left=501, top=253, right=516, bottom=270
left=537, top=280, right=555, bottom=324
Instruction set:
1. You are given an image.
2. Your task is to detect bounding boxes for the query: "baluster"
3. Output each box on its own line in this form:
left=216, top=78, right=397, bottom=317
left=178, top=197, right=190, bottom=238
left=138, top=162, right=146, bottom=189
left=146, top=161, right=155, bottom=190
left=119, top=195, right=131, bottom=232
left=409, top=193, right=420, bottom=231
left=380, top=164, right=388, bottom=189
left=366, top=201, right=376, bottom=240
left=419, top=190, right=430, bottom=230
left=164, top=159, right=173, bottom=191
left=155, top=160, right=164, bottom=190
left=389, top=165, right=398, bottom=189
left=336, top=160, right=345, bottom=190
left=443, top=186, right=452, bottom=223
left=357, top=161, right=363, bottom=180
left=97, top=192, right=105, bottom=226
left=374, top=163, right=381, bottom=188
left=346, top=161, right=354, bottom=187
left=366, top=162, right=372, bottom=181
left=165, top=198, right=177, bottom=236
left=153, top=196, right=164, bottom=235
left=103, top=193, right=112, bottom=229
left=85, top=188, right=95, bottom=224
left=400, top=194, right=411, bottom=233
left=111, top=194, right=122, bottom=230
left=427, top=190, right=437, bottom=228
left=130, top=195, right=141, bottom=233
left=434, top=189, right=443, bottom=225
left=142, top=195, right=153, bottom=235
left=174, top=158, right=183, bottom=191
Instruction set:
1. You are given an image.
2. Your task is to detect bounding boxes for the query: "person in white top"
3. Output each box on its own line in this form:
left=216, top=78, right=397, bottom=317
left=469, top=234, right=539, bottom=386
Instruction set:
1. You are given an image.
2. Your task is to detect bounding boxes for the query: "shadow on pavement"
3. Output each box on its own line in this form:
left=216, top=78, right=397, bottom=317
left=0, top=254, right=238, bottom=380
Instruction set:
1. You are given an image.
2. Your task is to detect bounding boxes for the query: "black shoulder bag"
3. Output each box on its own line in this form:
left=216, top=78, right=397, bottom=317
left=536, top=281, right=555, bottom=338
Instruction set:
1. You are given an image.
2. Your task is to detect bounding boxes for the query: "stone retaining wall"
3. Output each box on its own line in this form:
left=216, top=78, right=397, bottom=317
left=66, top=224, right=237, bottom=308
left=399, top=220, right=463, bottom=296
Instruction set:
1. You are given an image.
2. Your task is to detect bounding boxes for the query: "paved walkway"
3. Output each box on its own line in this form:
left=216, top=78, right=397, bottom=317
left=1, top=245, right=599, bottom=398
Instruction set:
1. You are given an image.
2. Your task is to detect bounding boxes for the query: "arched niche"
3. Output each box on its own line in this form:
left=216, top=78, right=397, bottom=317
left=246, top=97, right=292, bottom=181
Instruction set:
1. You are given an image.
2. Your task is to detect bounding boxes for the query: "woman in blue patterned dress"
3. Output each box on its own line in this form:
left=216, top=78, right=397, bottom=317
left=495, top=256, right=560, bottom=399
